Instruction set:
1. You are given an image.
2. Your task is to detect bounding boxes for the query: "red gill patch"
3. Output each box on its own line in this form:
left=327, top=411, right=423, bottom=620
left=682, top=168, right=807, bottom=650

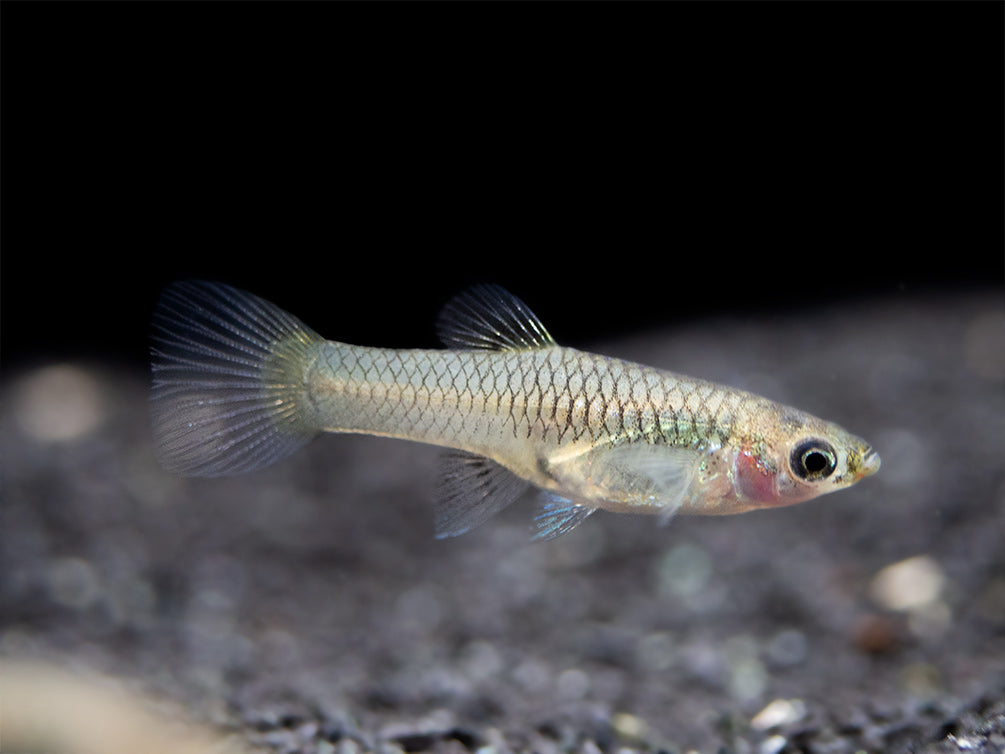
left=735, top=448, right=780, bottom=505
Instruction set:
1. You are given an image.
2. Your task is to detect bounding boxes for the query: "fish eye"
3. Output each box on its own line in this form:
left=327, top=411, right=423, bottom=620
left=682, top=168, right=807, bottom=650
left=790, top=439, right=837, bottom=481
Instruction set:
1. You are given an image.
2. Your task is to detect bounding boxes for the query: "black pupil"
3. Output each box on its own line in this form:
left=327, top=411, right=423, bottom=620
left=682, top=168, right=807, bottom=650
left=791, top=439, right=836, bottom=480
left=804, top=451, right=829, bottom=473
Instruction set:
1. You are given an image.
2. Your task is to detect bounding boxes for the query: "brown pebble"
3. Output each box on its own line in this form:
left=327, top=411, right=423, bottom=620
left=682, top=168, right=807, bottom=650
left=851, top=613, right=903, bottom=654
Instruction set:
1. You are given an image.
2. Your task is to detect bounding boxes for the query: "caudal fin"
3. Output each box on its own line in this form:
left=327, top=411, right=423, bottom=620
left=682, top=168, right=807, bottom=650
left=150, top=281, right=323, bottom=477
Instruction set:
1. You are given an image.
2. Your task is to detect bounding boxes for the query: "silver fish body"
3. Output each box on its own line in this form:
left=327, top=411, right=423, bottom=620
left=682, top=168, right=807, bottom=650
left=150, top=283, right=879, bottom=540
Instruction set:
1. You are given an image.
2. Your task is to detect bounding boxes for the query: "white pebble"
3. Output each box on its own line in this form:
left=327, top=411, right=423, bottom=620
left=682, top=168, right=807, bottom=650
left=869, top=555, right=945, bottom=611
left=751, top=698, right=806, bottom=730
left=13, top=365, right=105, bottom=441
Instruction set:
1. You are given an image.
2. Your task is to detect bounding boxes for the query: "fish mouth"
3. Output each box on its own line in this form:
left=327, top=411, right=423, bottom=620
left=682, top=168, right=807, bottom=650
left=858, top=446, right=881, bottom=478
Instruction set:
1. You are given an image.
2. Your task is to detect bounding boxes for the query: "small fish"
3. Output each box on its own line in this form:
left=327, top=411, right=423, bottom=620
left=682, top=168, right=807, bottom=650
left=150, top=282, right=879, bottom=540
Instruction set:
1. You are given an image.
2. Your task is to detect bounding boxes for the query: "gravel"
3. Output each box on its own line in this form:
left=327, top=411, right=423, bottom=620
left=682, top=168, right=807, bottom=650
left=2, top=289, right=1003, bottom=754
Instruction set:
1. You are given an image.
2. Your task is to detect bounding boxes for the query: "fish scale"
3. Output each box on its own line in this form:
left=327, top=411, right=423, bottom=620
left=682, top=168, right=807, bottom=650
left=306, top=344, right=729, bottom=452
left=150, top=281, right=879, bottom=540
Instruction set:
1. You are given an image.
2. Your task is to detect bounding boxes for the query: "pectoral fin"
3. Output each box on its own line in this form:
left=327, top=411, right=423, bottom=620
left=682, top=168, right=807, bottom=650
left=552, top=443, right=701, bottom=523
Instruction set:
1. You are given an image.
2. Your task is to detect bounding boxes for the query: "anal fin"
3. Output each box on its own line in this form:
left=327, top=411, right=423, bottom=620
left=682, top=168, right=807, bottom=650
left=532, top=494, right=596, bottom=541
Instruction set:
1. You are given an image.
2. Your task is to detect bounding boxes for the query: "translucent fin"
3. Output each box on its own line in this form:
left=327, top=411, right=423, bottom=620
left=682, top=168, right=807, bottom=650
left=554, top=444, right=700, bottom=524
left=150, top=281, right=324, bottom=477
left=532, top=495, right=596, bottom=541
left=434, top=450, right=531, bottom=538
left=436, top=284, right=556, bottom=351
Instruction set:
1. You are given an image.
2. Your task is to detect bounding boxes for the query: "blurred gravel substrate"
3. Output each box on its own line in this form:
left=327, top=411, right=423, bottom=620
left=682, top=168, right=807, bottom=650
left=2, top=290, right=1003, bottom=754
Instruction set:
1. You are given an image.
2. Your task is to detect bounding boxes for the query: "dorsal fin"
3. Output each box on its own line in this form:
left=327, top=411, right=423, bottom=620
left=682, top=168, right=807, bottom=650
left=436, top=284, right=556, bottom=351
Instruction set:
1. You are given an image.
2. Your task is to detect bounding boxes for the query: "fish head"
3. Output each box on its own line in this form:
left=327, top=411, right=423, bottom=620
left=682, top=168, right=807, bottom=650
left=727, top=408, right=880, bottom=512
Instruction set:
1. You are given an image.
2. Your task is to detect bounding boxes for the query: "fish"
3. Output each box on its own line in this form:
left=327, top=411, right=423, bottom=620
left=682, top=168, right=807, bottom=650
left=149, top=282, right=880, bottom=541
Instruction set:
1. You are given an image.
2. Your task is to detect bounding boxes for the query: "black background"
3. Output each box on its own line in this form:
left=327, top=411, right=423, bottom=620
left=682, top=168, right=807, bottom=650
left=2, top=1, right=1002, bottom=371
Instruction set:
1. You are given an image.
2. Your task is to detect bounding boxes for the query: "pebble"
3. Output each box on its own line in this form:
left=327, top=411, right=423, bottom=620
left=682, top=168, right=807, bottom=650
left=611, top=712, right=648, bottom=741
left=751, top=699, right=806, bottom=731
left=869, top=555, right=945, bottom=611
left=758, top=734, right=787, bottom=754
left=12, top=365, right=106, bottom=441
left=765, top=628, right=807, bottom=667
left=46, top=556, right=101, bottom=609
